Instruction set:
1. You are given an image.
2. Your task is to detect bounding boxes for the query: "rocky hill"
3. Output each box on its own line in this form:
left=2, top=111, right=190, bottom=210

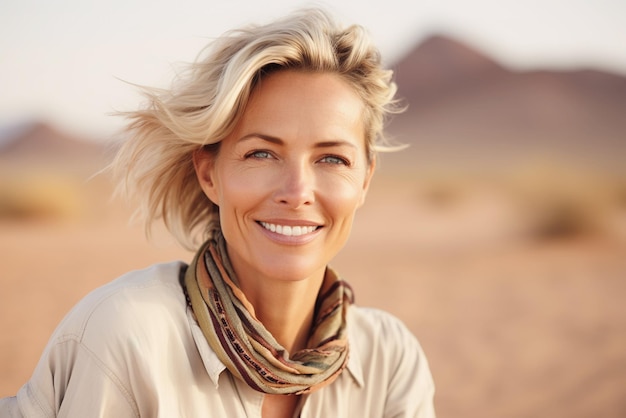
left=385, top=35, right=626, bottom=175
left=0, top=120, right=107, bottom=168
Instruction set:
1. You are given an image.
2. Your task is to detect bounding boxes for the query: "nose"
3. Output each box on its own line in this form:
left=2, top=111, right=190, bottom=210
left=274, top=160, right=315, bottom=208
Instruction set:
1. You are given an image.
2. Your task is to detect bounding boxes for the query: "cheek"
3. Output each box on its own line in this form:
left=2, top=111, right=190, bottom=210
left=322, top=177, right=367, bottom=219
left=215, top=167, right=271, bottom=212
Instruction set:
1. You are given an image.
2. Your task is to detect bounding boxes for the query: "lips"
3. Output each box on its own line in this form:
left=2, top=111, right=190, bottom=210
left=259, top=221, right=319, bottom=237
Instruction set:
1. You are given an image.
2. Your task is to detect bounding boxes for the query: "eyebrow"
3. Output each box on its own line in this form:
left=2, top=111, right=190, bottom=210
left=238, top=133, right=357, bottom=149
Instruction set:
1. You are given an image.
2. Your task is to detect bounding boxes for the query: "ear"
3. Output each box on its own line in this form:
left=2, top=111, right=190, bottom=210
left=192, top=148, right=220, bottom=205
left=358, top=156, right=376, bottom=208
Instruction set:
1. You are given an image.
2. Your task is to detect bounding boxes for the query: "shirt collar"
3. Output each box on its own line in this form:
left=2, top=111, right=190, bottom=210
left=345, top=306, right=364, bottom=387
left=187, top=308, right=226, bottom=387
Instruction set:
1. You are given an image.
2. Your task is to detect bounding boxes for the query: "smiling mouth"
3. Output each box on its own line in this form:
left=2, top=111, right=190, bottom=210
left=259, top=222, right=320, bottom=237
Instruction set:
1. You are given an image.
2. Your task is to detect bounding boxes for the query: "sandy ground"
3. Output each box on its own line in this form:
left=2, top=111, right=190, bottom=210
left=1, top=174, right=625, bottom=417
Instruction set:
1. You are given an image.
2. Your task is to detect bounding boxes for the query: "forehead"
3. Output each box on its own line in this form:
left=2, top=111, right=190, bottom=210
left=238, top=70, right=366, bottom=138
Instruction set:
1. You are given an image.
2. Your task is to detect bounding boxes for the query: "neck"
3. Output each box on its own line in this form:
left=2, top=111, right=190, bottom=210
left=238, top=271, right=325, bottom=354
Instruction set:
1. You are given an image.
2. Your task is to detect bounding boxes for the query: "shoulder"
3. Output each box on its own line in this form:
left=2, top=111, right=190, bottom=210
left=50, top=261, right=188, bottom=344
left=347, top=306, right=435, bottom=412
left=349, top=306, right=420, bottom=349
left=18, top=262, right=190, bottom=416
left=348, top=306, right=427, bottom=367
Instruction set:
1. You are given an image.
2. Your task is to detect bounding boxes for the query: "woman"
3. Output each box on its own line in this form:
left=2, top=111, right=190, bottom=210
left=1, top=8, right=435, bottom=417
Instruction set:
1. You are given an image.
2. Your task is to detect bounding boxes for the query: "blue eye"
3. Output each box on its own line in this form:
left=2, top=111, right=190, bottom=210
left=320, top=155, right=349, bottom=165
left=247, top=150, right=272, bottom=159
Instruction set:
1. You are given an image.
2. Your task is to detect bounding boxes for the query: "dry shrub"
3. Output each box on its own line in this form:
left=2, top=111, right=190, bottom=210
left=0, top=172, right=84, bottom=221
left=505, top=161, right=626, bottom=241
left=418, top=180, right=469, bottom=210
left=399, top=161, right=626, bottom=245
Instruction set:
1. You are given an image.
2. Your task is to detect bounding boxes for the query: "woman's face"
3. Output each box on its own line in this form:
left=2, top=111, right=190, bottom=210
left=194, top=70, right=374, bottom=284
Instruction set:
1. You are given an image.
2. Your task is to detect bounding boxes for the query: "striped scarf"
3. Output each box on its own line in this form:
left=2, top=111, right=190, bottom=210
left=183, top=233, right=354, bottom=395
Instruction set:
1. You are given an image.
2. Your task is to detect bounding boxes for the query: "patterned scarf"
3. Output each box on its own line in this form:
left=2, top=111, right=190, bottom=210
left=183, top=232, right=354, bottom=395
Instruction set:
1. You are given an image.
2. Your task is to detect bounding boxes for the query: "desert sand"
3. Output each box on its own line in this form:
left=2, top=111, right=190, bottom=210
left=1, top=169, right=625, bottom=418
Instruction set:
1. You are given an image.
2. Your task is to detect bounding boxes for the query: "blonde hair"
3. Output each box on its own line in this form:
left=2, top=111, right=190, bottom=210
left=112, top=7, right=402, bottom=250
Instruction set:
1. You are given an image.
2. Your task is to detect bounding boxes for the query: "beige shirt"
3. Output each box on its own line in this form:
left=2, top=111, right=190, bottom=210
left=1, top=262, right=435, bottom=417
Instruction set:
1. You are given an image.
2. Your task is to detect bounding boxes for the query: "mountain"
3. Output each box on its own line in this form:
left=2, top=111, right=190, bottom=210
left=386, top=35, right=626, bottom=174
left=392, top=34, right=507, bottom=105
left=0, top=120, right=107, bottom=167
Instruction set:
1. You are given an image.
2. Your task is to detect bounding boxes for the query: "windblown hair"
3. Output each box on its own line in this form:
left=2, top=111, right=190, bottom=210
left=111, top=7, right=402, bottom=250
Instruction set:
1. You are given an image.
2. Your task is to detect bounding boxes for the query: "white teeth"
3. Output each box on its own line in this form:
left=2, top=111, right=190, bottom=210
left=260, top=222, right=316, bottom=236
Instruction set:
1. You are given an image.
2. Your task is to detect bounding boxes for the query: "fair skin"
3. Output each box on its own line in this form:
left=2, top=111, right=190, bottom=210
left=194, top=70, right=375, bottom=418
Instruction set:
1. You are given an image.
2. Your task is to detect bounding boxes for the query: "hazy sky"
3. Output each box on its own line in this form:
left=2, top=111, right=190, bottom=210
left=1, top=0, right=625, bottom=138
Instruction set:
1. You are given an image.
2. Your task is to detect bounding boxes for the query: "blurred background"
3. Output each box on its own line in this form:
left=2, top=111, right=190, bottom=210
left=1, top=1, right=625, bottom=416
